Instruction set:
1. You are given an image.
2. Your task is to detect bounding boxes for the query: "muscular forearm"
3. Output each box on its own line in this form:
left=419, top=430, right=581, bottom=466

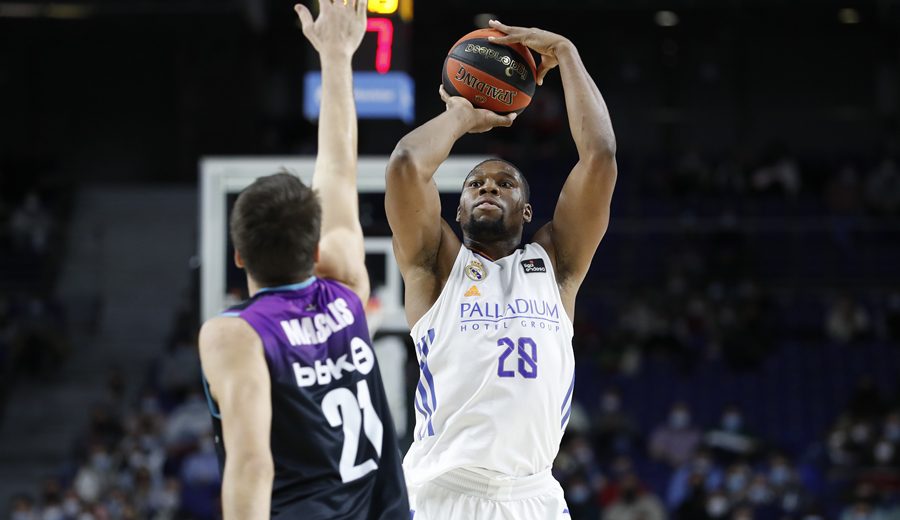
left=315, top=52, right=356, bottom=181
left=390, top=106, right=473, bottom=181
left=556, top=43, right=616, bottom=160
left=222, top=454, right=274, bottom=520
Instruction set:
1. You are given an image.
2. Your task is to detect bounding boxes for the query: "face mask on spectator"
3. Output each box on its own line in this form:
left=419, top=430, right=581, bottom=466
left=781, top=491, right=800, bottom=511
left=885, top=422, right=900, bottom=442
left=747, top=483, right=771, bottom=504
left=602, top=394, right=620, bottom=413
left=726, top=472, right=747, bottom=494
left=706, top=496, right=729, bottom=517
left=722, top=413, right=742, bottom=432
left=770, top=465, right=791, bottom=486
left=693, top=457, right=712, bottom=475
left=91, top=452, right=112, bottom=472
left=670, top=410, right=690, bottom=429
left=567, top=484, right=591, bottom=504
left=850, top=423, right=871, bottom=443
left=63, top=497, right=81, bottom=516
left=874, top=441, right=894, bottom=464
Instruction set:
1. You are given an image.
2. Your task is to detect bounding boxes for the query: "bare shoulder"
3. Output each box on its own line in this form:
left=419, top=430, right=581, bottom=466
left=199, top=316, right=263, bottom=356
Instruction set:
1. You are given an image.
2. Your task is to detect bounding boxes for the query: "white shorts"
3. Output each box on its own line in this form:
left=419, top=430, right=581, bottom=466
left=409, top=468, right=570, bottom=520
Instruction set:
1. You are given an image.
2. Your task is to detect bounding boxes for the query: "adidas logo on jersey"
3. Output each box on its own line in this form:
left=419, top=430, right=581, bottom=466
left=464, top=285, right=481, bottom=297
left=521, top=258, right=547, bottom=273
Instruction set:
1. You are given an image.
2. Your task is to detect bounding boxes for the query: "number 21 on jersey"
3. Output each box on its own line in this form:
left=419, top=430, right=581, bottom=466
left=321, top=379, right=384, bottom=483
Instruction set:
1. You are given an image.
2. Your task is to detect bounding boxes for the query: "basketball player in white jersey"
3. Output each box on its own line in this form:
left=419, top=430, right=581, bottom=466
left=385, top=20, right=617, bottom=520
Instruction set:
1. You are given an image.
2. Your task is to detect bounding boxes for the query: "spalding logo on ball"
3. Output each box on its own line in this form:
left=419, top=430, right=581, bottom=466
left=442, top=28, right=537, bottom=115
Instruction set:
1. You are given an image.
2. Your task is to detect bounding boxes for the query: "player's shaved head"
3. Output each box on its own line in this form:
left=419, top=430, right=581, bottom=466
left=464, top=158, right=530, bottom=203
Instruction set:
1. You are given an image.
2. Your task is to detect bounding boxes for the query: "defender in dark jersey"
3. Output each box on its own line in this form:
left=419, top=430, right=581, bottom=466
left=198, top=2, right=408, bottom=519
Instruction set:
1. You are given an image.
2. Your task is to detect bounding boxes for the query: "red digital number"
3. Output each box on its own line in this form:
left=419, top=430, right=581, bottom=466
left=366, top=18, right=393, bottom=74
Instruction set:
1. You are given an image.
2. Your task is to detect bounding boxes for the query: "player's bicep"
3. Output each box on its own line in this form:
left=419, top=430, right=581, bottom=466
left=547, top=157, right=617, bottom=280
left=384, top=149, right=445, bottom=268
left=199, top=318, right=272, bottom=459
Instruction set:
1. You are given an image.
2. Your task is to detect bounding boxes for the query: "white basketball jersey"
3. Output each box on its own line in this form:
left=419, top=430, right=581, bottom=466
left=403, top=243, right=576, bottom=487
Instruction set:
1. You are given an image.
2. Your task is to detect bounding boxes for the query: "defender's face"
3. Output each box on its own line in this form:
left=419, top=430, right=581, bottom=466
left=457, top=162, right=531, bottom=231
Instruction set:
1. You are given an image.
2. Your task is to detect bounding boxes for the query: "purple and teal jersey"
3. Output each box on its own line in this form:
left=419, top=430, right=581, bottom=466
left=203, top=277, right=408, bottom=520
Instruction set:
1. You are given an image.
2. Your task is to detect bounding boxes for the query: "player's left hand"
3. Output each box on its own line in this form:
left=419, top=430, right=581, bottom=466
left=486, top=19, right=572, bottom=86
left=295, top=0, right=367, bottom=58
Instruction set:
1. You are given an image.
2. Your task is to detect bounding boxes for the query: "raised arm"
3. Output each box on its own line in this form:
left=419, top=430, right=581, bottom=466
left=385, top=90, right=515, bottom=324
left=295, top=0, right=370, bottom=301
left=490, top=21, right=617, bottom=307
left=199, top=317, right=273, bottom=520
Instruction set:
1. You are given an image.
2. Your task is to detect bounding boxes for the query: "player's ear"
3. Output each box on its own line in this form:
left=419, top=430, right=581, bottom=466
left=234, top=249, right=245, bottom=268
left=456, top=204, right=462, bottom=222
left=523, top=203, right=533, bottom=223
left=314, top=244, right=320, bottom=263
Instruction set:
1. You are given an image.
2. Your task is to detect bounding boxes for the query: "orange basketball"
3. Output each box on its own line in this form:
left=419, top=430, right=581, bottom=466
left=442, top=28, right=537, bottom=115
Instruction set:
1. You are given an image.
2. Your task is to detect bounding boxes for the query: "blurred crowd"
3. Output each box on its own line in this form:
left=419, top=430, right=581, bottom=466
left=554, top=386, right=900, bottom=520
left=0, top=189, right=71, bottom=414
left=7, top=301, right=220, bottom=520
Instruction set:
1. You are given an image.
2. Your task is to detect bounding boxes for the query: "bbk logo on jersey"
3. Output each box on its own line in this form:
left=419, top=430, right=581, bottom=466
left=521, top=258, right=546, bottom=273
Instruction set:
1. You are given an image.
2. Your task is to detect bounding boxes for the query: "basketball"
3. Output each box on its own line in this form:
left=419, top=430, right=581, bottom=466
left=442, top=28, right=537, bottom=115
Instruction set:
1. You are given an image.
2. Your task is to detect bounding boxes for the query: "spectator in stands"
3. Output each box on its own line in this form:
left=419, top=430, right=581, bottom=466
left=704, top=490, right=732, bottom=519
left=673, top=473, right=709, bottom=519
left=766, top=452, right=797, bottom=493
left=8, top=494, right=37, bottom=520
left=705, top=405, right=759, bottom=460
left=9, top=191, right=52, bottom=254
left=37, top=477, right=64, bottom=520
left=745, top=474, right=775, bottom=508
left=602, top=472, right=666, bottom=520
left=649, top=401, right=703, bottom=468
left=826, top=295, right=872, bottom=344
left=667, top=449, right=723, bottom=509
left=162, top=391, right=211, bottom=447
left=592, top=388, right=641, bottom=459
left=749, top=146, right=802, bottom=197
left=840, top=482, right=897, bottom=520
left=73, top=442, right=115, bottom=504
left=723, top=462, right=752, bottom=501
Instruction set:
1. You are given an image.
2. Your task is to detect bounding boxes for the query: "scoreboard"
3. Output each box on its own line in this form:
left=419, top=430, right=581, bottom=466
left=303, top=0, right=414, bottom=123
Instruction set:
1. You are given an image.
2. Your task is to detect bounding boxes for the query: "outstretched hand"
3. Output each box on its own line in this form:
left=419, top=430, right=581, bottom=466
left=486, top=19, right=571, bottom=86
left=295, top=0, right=367, bottom=57
left=439, top=86, right=516, bottom=134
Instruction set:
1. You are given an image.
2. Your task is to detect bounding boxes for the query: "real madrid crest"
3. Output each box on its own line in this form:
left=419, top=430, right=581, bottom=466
left=464, top=259, right=487, bottom=281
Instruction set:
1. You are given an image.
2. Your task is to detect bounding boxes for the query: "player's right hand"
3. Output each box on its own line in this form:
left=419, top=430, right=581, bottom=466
left=439, top=85, right=517, bottom=134
left=295, top=0, right=367, bottom=58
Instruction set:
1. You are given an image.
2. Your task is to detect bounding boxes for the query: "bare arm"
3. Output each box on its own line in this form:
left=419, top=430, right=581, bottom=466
left=385, top=90, right=517, bottom=269
left=199, top=317, right=273, bottom=520
left=491, top=21, right=617, bottom=309
left=385, top=90, right=515, bottom=323
left=296, top=0, right=370, bottom=301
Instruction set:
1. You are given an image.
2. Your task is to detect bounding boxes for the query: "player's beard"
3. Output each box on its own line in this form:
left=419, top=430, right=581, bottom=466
left=462, top=214, right=509, bottom=243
